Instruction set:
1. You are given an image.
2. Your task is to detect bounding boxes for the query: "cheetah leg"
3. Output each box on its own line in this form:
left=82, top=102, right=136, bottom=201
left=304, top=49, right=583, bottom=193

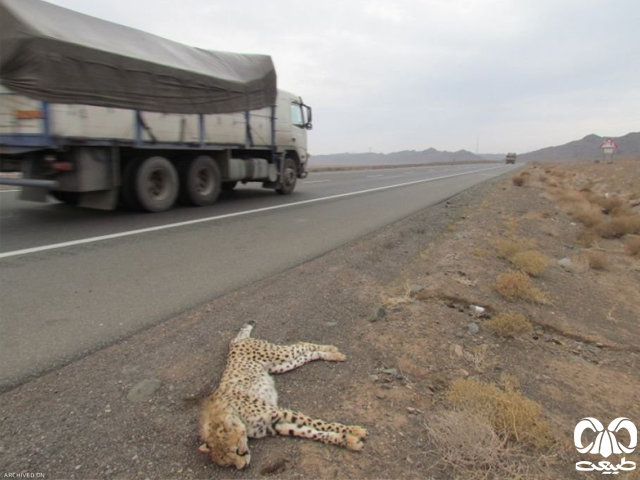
left=273, top=409, right=367, bottom=450
left=268, top=350, right=345, bottom=374
left=230, top=321, right=256, bottom=345
left=264, top=342, right=345, bottom=370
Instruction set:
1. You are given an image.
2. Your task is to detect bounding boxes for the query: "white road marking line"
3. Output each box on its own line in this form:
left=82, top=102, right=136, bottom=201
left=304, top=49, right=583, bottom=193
left=303, top=180, right=332, bottom=184
left=0, top=165, right=505, bottom=259
left=366, top=174, right=384, bottom=178
left=0, top=189, right=20, bottom=193
left=403, top=171, right=414, bottom=174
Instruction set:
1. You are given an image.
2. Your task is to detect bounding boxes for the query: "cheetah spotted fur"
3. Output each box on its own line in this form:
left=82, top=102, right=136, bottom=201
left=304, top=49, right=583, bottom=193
left=198, top=321, right=367, bottom=469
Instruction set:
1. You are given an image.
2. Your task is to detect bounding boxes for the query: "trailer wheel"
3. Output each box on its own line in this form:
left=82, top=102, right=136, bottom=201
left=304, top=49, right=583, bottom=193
left=276, top=157, right=297, bottom=195
left=221, top=181, right=238, bottom=192
left=121, top=158, right=143, bottom=211
left=179, top=155, right=221, bottom=206
left=50, top=191, right=80, bottom=205
left=123, top=156, right=178, bottom=212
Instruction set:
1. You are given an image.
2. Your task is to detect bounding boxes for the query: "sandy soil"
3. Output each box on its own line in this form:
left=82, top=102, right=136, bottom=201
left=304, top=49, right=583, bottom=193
left=1, top=160, right=639, bottom=480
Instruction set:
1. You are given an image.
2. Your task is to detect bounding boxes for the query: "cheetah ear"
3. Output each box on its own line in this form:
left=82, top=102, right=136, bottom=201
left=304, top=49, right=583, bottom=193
left=198, top=443, right=211, bottom=453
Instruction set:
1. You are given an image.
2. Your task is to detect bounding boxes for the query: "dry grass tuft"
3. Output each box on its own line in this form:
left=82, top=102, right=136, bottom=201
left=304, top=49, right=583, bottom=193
left=596, top=215, right=640, bottom=238
left=585, top=251, right=609, bottom=270
left=554, top=190, right=586, bottom=210
left=591, top=195, right=624, bottom=214
left=486, top=312, right=533, bottom=337
left=426, top=410, right=504, bottom=469
left=576, top=227, right=599, bottom=247
left=492, top=237, right=537, bottom=260
left=512, top=173, right=527, bottom=187
left=496, top=271, right=547, bottom=303
left=472, top=247, right=491, bottom=258
left=446, top=378, right=554, bottom=451
left=571, top=206, right=603, bottom=227
left=511, top=250, right=550, bottom=277
left=626, top=237, right=640, bottom=257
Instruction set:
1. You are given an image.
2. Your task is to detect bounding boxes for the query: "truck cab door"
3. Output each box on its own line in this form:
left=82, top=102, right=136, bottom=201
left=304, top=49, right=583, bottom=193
left=289, top=102, right=307, bottom=151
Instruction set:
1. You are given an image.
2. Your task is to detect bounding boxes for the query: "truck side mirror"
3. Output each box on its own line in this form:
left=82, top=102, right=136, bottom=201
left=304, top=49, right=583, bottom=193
left=304, top=122, right=313, bottom=130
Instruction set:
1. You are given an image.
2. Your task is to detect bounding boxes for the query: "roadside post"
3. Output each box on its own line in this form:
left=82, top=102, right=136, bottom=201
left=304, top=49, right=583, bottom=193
left=599, top=138, right=619, bottom=164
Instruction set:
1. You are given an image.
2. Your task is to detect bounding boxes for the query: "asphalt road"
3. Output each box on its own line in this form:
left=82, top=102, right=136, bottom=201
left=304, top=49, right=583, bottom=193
left=0, top=163, right=515, bottom=389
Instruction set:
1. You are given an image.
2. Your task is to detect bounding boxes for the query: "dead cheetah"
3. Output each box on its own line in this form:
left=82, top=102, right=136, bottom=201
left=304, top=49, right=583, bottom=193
left=198, top=321, right=367, bottom=469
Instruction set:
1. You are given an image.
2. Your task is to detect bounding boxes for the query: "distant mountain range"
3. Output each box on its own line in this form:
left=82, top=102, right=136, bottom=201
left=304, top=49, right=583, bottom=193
left=310, top=132, right=640, bottom=167
left=518, top=132, right=640, bottom=162
left=310, top=148, right=489, bottom=167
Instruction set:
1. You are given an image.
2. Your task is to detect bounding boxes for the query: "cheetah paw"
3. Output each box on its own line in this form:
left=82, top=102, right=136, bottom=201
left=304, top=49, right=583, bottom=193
left=328, top=352, right=347, bottom=362
left=321, top=345, right=340, bottom=353
left=349, top=426, right=368, bottom=440
left=346, top=434, right=365, bottom=451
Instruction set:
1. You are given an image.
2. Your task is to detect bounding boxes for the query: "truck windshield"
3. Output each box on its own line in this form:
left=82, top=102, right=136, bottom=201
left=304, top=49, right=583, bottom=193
left=290, top=103, right=304, bottom=127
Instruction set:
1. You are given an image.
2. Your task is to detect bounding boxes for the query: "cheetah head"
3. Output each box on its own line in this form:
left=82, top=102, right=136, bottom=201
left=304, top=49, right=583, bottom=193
left=199, top=402, right=250, bottom=470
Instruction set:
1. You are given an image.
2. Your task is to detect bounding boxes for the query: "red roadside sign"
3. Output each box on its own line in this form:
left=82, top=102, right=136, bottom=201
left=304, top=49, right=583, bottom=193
left=600, top=138, right=619, bottom=149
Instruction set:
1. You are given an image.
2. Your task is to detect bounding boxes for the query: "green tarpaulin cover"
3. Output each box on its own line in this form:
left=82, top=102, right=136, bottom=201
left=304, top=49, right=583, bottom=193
left=0, top=0, right=277, bottom=114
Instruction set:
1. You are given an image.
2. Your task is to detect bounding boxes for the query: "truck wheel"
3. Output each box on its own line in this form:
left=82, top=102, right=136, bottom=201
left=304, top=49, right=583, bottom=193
left=179, top=155, right=222, bottom=206
left=124, top=156, right=178, bottom=212
left=50, top=191, right=80, bottom=205
left=221, top=181, right=238, bottom=192
left=276, top=157, right=297, bottom=195
left=121, top=158, right=143, bottom=211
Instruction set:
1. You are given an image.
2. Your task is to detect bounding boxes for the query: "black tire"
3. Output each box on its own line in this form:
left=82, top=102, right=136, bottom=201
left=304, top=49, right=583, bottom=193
left=123, top=156, right=179, bottom=213
left=276, top=157, right=297, bottom=195
left=221, top=181, right=238, bottom=192
left=178, top=155, right=222, bottom=206
left=121, top=158, right=143, bottom=211
left=50, top=191, right=80, bottom=205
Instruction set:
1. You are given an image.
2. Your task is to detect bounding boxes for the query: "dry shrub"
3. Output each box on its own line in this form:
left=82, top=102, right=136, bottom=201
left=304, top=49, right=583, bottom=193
left=591, top=195, right=624, bottom=214
left=554, top=190, right=586, bottom=212
left=626, top=237, right=640, bottom=257
left=512, top=173, right=527, bottom=187
left=611, top=205, right=632, bottom=217
left=511, top=250, right=550, bottom=276
left=596, top=215, right=640, bottom=238
left=579, top=181, right=594, bottom=193
left=576, top=227, right=599, bottom=247
left=426, top=410, right=504, bottom=469
left=571, top=206, right=603, bottom=227
left=472, top=344, right=492, bottom=371
left=585, top=251, right=609, bottom=270
left=496, top=271, right=547, bottom=303
left=446, top=378, right=554, bottom=451
left=472, top=247, right=491, bottom=258
left=500, top=373, right=521, bottom=391
left=492, top=237, right=537, bottom=260
left=486, top=312, right=533, bottom=337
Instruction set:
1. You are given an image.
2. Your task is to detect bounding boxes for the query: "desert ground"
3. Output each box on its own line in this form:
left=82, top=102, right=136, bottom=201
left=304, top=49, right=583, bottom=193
left=1, top=159, right=639, bottom=480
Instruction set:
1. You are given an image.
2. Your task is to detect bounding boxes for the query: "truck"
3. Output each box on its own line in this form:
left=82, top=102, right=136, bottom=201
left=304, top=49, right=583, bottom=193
left=505, top=153, right=517, bottom=164
left=0, top=0, right=312, bottom=212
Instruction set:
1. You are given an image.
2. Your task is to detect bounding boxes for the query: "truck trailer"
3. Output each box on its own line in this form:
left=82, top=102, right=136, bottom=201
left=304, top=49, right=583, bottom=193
left=0, top=0, right=312, bottom=212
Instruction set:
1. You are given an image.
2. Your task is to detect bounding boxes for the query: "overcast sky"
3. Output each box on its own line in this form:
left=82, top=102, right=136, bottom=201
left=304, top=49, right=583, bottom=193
left=47, top=0, right=640, bottom=155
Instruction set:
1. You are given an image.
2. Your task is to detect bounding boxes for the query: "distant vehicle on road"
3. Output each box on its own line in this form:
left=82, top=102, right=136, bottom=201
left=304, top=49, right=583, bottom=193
left=505, top=153, right=517, bottom=164
left=0, top=0, right=312, bottom=212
